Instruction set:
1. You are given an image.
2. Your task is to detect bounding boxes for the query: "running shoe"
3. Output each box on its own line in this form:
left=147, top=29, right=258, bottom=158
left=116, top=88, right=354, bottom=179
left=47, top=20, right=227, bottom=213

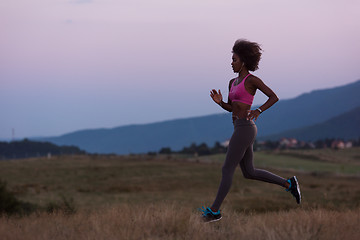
left=286, top=176, right=301, bottom=204
left=199, top=206, right=222, bottom=222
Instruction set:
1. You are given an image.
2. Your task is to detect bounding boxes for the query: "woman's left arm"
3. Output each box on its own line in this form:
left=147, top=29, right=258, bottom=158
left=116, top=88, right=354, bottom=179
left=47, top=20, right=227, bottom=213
left=247, top=78, right=279, bottom=121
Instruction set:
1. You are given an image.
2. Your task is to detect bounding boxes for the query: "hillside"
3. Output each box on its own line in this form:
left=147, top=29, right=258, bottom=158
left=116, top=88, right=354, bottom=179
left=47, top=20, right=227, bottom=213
left=261, top=106, right=360, bottom=141
left=39, top=80, right=360, bottom=154
left=255, top=79, right=360, bottom=136
left=40, top=114, right=233, bottom=154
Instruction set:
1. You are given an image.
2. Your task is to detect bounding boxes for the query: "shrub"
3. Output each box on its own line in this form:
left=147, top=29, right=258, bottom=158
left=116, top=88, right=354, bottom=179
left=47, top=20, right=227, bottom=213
left=0, top=180, right=36, bottom=216
left=46, top=195, right=77, bottom=215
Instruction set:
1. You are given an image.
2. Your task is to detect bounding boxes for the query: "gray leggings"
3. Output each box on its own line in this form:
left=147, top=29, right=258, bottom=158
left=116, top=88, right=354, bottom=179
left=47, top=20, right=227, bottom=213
left=211, top=118, right=287, bottom=211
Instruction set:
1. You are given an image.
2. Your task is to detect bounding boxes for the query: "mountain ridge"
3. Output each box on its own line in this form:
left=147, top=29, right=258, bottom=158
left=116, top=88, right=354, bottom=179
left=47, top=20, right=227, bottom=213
left=260, top=105, right=360, bottom=141
left=39, top=79, right=360, bottom=154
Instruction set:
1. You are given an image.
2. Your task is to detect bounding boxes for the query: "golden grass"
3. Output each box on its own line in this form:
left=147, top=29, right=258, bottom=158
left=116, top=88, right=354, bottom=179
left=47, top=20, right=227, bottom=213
left=1, top=153, right=359, bottom=212
left=1, top=204, right=359, bottom=240
left=1, top=149, right=360, bottom=239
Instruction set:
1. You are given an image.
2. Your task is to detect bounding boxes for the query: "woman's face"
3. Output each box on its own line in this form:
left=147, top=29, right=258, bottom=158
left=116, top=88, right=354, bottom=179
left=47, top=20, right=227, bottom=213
left=231, top=53, right=243, bottom=73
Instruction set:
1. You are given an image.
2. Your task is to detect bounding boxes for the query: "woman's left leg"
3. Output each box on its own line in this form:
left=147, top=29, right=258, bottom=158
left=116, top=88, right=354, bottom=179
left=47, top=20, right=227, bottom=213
left=239, top=146, right=288, bottom=187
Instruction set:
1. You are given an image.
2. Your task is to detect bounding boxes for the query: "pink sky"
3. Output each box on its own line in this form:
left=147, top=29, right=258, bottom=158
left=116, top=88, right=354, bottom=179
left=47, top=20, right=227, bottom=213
left=1, top=0, right=360, bottom=139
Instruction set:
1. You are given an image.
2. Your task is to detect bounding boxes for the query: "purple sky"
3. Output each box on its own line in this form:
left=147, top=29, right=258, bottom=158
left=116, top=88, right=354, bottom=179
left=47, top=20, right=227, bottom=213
left=1, top=0, right=360, bottom=139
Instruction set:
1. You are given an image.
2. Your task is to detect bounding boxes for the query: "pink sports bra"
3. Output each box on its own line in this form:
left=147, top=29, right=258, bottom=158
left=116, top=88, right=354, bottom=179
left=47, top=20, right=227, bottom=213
left=229, top=74, right=254, bottom=105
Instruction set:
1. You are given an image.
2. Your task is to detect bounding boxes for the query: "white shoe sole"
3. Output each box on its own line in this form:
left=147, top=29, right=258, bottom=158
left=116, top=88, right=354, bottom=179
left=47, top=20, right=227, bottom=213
left=293, top=176, right=301, bottom=204
left=205, top=216, right=222, bottom=223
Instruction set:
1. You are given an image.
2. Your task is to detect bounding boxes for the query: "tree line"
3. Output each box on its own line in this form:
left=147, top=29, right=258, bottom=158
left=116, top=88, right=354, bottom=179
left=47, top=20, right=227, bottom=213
left=259, top=137, right=360, bottom=150
left=155, top=137, right=360, bottom=156
left=0, top=139, right=86, bottom=160
left=155, top=142, right=227, bottom=156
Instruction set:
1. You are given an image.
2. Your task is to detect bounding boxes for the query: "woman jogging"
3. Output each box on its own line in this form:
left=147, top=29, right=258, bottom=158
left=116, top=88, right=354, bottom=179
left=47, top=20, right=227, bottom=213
left=200, top=39, right=301, bottom=222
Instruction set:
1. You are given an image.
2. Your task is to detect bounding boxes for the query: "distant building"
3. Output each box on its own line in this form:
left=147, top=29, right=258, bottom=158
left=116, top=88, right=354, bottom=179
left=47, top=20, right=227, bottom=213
left=221, top=140, right=230, bottom=148
left=345, top=141, right=353, bottom=148
left=331, top=140, right=353, bottom=149
left=331, top=140, right=345, bottom=149
left=307, top=142, right=316, bottom=149
left=279, top=138, right=298, bottom=149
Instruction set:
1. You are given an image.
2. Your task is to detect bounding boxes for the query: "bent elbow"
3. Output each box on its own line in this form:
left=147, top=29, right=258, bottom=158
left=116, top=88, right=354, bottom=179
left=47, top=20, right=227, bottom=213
left=273, top=95, right=279, bottom=103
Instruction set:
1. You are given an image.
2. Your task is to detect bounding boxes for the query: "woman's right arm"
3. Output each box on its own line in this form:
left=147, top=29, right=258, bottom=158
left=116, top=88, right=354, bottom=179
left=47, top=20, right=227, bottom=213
left=210, top=80, right=233, bottom=112
left=219, top=99, right=232, bottom=112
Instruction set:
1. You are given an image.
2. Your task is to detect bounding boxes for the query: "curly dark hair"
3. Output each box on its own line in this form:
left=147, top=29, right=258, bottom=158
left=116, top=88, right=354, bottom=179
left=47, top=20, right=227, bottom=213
left=232, top=39, right=263, bottom=71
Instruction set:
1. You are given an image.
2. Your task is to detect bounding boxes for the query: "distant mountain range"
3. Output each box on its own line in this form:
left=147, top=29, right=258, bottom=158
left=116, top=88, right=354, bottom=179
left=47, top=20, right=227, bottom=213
left=39, top=80, right=360, bottom=154
left=260, top=106, right=360, bottom=141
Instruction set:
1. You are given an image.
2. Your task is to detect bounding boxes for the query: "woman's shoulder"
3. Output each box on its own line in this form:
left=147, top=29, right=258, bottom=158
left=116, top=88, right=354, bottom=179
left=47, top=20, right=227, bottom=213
left=248, top=74, right=261, bottom=81
left=229, top=78, right=236, bottom=84
left=246, top=74, right=267, bottom=91
left=247, top=74, right=263, bottom=85
left=228, top=78, right=236, bottom=88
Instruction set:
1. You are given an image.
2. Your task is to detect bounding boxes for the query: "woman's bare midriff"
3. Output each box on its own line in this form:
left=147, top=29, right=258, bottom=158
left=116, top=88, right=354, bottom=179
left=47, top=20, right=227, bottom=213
left=231, top=101, right=251, bottom=121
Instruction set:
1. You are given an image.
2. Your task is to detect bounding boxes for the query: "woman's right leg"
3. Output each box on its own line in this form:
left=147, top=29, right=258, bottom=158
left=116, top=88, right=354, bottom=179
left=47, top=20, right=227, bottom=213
left=210, top=123, right=256, bottom=211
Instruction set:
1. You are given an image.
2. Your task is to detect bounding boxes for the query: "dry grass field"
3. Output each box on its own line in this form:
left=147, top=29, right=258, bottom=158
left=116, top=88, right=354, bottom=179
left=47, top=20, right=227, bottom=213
left=1, top=205, right=359, bottom=240
left=1, top=148, right=360, bottom=239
